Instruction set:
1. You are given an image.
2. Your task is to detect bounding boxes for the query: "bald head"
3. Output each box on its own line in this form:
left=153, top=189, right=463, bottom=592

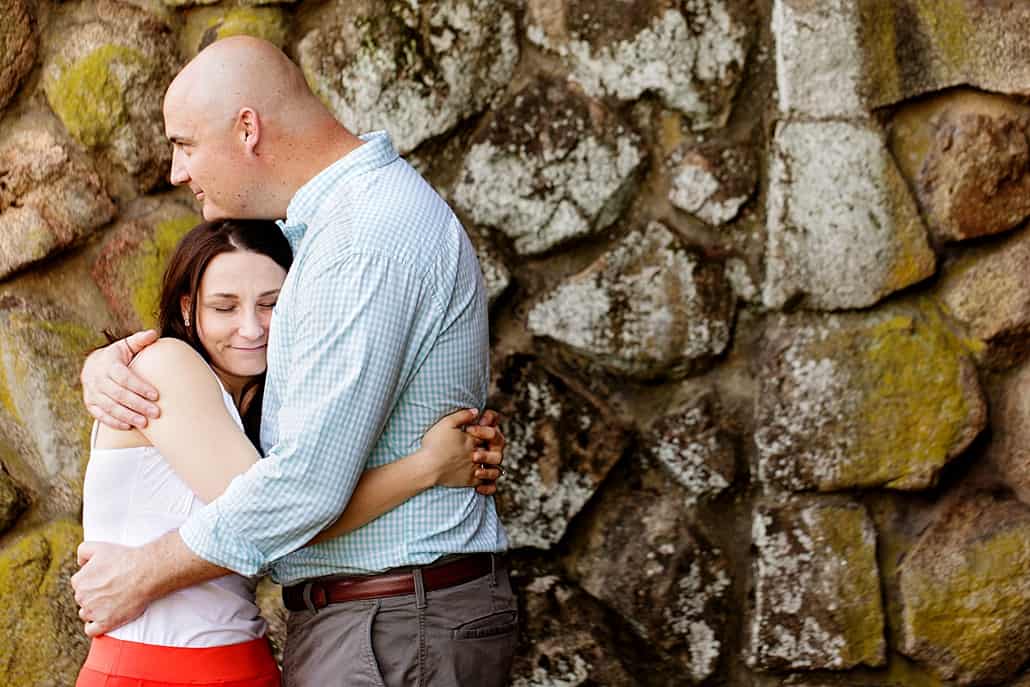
left=166, top=36, right=317, bottom=126
left=163, top=36, right=361, bottom=220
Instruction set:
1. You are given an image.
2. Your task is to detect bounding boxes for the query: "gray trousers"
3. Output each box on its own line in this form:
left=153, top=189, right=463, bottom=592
left=282, top=556, right=518, bottom=687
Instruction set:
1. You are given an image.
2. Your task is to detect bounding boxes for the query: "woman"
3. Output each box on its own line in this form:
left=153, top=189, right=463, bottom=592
left=77, top=219, right=502, bottom=687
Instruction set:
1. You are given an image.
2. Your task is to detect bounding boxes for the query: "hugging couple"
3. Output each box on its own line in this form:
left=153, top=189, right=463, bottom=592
left=72, top=36, right=516, bottom=687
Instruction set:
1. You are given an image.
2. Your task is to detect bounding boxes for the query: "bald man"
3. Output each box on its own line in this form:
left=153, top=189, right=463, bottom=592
left=73, top=37, right=515, bottom=686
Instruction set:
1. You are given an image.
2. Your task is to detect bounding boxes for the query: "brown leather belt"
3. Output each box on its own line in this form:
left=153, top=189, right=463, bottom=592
left=282, top=554, right=495, bottom=612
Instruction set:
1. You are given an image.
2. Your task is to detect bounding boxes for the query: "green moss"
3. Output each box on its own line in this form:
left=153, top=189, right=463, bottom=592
left=902, top=527, right=1030, bottom=681
left=814, top=506, right=885, bottom=667
left=0, top=519, right=88, bottom=686
left=45, top=45, right=146, bottom=149
left=128, top=214, right=200, bottom=329
left=215, top=8, right=289, bottom=48
left=846, top=309, right=971, bottom=489
left=912, top=0, right=971, bottom=70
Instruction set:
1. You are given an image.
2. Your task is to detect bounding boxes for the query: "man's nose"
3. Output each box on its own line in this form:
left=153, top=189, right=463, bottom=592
left=169, top=149, right=189, bottom=186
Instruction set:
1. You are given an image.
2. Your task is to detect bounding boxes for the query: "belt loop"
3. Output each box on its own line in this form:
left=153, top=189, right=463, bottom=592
left=490, top=553, right=497, bottom=587
left=302, top=582, right=319, bottom=614
left=413, top=568, right=427, bottom=610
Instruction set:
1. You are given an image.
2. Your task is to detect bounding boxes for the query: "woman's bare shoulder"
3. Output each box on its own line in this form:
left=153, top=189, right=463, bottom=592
left=131, top=337, right=217, bottom=392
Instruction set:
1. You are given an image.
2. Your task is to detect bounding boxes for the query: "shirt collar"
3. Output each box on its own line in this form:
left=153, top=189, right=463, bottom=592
left=276, top=131, right=399, bottom=252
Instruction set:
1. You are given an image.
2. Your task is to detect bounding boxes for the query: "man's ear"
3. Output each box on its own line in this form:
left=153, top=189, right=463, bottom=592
left=238, top=107, right=260, bottom=154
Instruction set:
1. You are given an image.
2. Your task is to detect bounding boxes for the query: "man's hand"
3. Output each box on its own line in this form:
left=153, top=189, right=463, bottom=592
left=72, top=542, right=154, bottom=637
left=465, top=409, right=505, bottom=496
left=82, top=330, right=161, bottom=430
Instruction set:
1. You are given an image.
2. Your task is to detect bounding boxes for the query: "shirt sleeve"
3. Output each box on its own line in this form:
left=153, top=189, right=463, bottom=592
left=179, top=251, right=430, bottom=575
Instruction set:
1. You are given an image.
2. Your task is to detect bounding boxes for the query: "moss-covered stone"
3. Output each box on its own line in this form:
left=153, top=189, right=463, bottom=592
left=44, top=45, right=145, bottom=149
left=748, top=497, right=885, bottom=671
left=0, top=296, right=105, bottom=514
left=755, top=301, right=986, bottom=491
left=0, top=519, right=89, bottom=687
left=0, top=467, right=26, bottom=535
left=182, top=6, right=289, bottom=57
left=900, top=493, right=1030, bottom=685
left=92, top=200, right=200, bottom=332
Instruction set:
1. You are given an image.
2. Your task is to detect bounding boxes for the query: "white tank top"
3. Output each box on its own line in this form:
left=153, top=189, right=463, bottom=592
left=81, top=378, right=267, bottom=647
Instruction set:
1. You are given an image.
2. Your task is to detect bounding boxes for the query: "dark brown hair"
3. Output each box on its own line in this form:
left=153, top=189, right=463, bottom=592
left=157, top=219, right=292, bottom=448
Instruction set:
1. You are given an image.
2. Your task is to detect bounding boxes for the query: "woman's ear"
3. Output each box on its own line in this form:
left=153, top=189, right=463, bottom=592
left=180, top=296, right=192, bottom=327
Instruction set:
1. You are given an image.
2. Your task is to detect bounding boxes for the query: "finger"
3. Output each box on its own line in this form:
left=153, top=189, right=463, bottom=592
left=109, top=366, right=160, bottom=411
left=85, top=405, right=132, bottom=431
left=463, top=425, right=497, bottom=442
left=477, top=409, right=500, bottom=427
left=475, top=467, right=501, bottom=481
left=475, top=483, right=497, bottom=496
left=443, top=408, right=478, bottom=427
left=124, top=330, right=159, bottom=357
left=474, top=450, right=503, bottom=466
left=97, top=402, right=149, bottom=430
left=77, top=542, right=95, bottom=567
left=84, top=620, right=105, bottom=638
left=78, top=607, right=92, bottom=621
left=487, top=426, right=505, bottom=451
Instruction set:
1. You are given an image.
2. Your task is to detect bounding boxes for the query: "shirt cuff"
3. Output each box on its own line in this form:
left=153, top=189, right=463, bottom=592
left=179, top=502, right=268, bottom=577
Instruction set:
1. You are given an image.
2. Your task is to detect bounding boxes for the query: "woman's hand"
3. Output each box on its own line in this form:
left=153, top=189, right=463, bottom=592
left=420, top=409, right=503, bottom=493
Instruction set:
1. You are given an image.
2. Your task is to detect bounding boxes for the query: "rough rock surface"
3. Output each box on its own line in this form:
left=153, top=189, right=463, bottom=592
left=42, top=8, right=179, bottom=191
left=748, top=497, right=885, bottom=671
left=0, top=129, right=117, bottom=281
left=91, top=198, right=201, bottom=331
left=488, top=356, right=626, bottom=549
left=0, top=295, right=105, bottom=515
left=527, top=0, right=751, bottom=130
left=891, top=90, right=1030, bottom=243
left=298, top=0, right=518, bottom=154
left=763, top=119, right=936, bottom=311
left=900, top=493, right=1030, bottom=685
left=527, top=223, right=733, bottom=380
left=0, top=520, right=89, bottom=687
left=0, top=468, right=26, bottom=535
left=937, top=227, right=1030, bottom=368
left=755, top=305, right=986, bottom=492
left=453, top=78, right=643, bottom=256
left=181, top=5, right=290, bottom=56
left=985, top=358, right=1030, bottom=508
left=642, top=392, right=734, bottom=505
left=775, top=0, right=1030, bottom=118
left=668, top=142, right=756, bottom=226
left=0, top=0, right=36, bottom=114
left=566, top=462, right=731, bottom=682
left=511, top=573, right=643, bottom=687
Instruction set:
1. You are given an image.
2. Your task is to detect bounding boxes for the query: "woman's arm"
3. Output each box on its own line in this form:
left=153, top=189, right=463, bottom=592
left=129, top=339, right=502, bottom=545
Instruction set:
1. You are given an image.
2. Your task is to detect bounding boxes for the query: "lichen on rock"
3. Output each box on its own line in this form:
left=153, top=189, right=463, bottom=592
left=0, top=519, right=90, bottom=687
left=748, top=497, right=885, bottom=671
left=527, top=222, right=733, bottom=380
left=527, top=0, right=751, bottom=130
left=0, top=467, right=27, bottom=535
left=755, top=303, right=986, bottom=492
left=900, top=493, right=1030, bottom=685
left=566, top=461, right=731, bottom=682
left=763, top=119, right=936, bottom=311
left=668, top=142, right=756, bottom=226
left=0, top=129, right=117, bottom=281
left=488, top=356, right=626, bottom=549
left=182, top=6, right=290, bottom=56
left=452, top=78, right=643, bottom=256
left=91, top=197, right=201, bottom=331
left=42, top=11, right=179, bottom=191
left=297, top=0, right=518, bottom=154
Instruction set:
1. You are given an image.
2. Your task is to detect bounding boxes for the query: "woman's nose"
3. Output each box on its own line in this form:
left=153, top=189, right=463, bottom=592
left=237, top=309, right=265, bottom=339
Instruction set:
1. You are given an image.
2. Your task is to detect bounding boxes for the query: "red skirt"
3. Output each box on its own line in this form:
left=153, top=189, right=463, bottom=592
left=76, top=635, right=281, bottom=687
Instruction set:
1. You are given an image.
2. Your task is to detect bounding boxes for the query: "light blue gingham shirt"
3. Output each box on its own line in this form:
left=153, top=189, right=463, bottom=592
left=179, top=132, right=508, bottom=584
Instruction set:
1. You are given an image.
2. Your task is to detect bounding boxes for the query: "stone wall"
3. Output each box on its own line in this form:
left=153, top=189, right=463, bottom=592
left=3, top=1, right=1030, bottom=685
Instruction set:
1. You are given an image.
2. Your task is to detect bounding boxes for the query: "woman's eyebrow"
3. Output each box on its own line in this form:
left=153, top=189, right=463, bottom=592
left=259, top=289, right=281, bottom=297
